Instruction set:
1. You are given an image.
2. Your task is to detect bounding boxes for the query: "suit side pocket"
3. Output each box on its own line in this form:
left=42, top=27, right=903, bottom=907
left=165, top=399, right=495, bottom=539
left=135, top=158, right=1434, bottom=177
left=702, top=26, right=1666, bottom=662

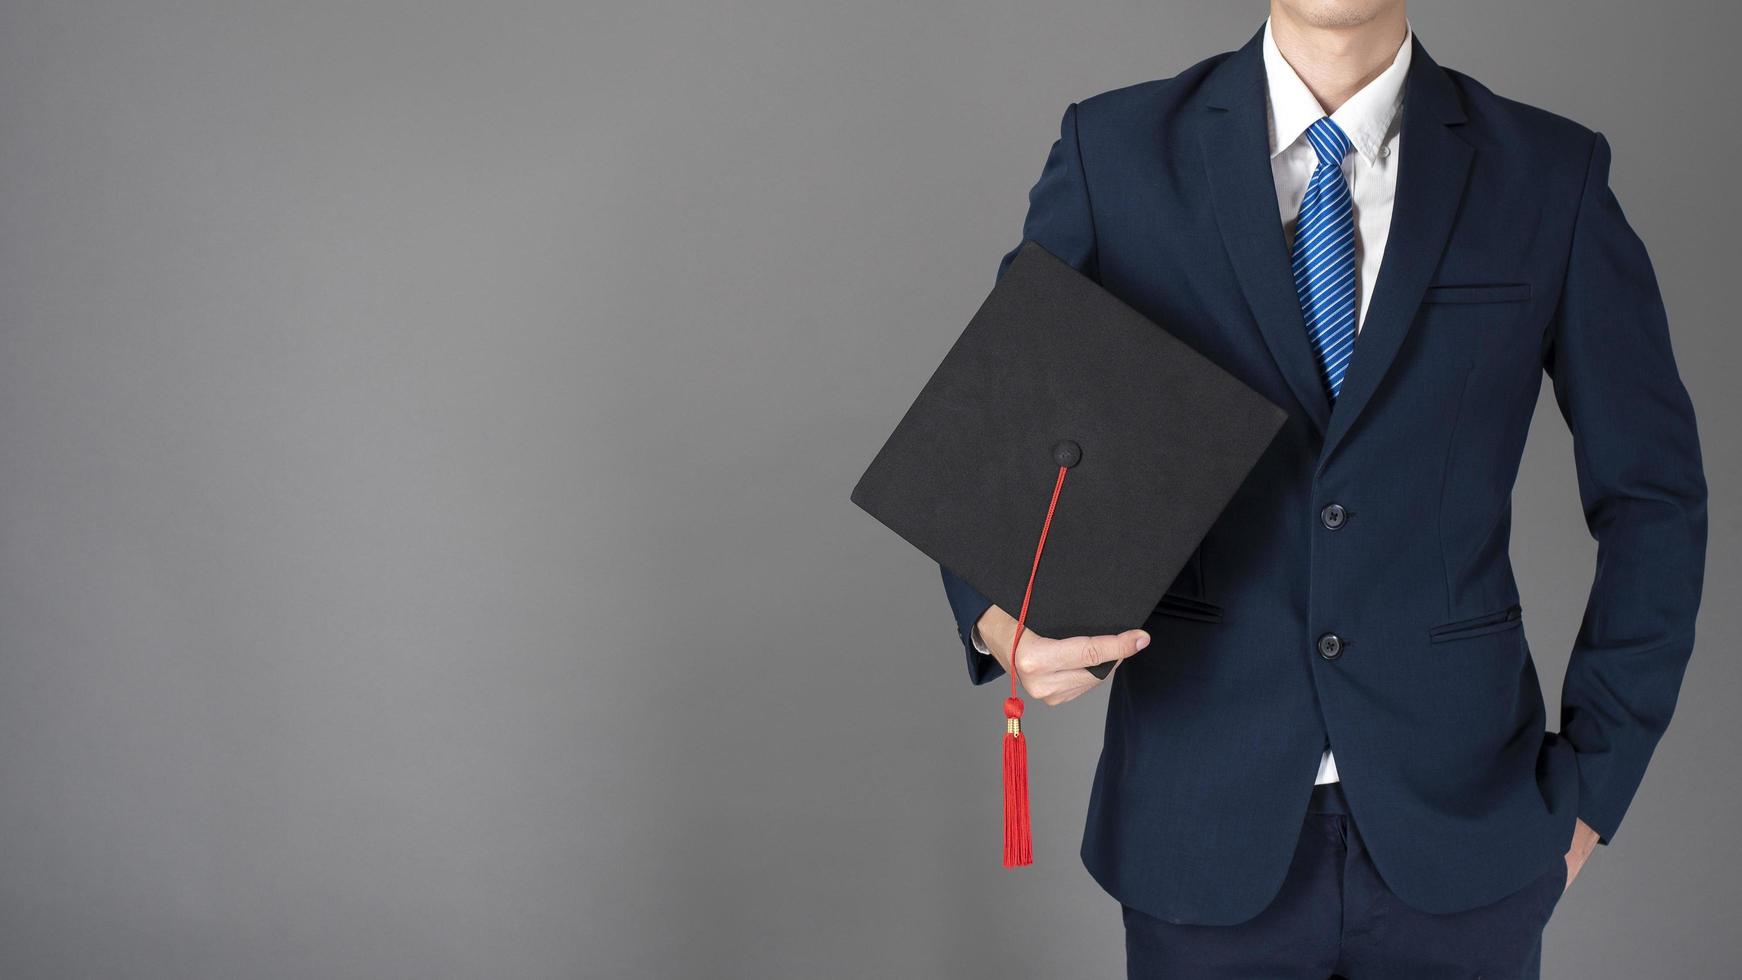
left=1428, top=602, right=1523, bottom=643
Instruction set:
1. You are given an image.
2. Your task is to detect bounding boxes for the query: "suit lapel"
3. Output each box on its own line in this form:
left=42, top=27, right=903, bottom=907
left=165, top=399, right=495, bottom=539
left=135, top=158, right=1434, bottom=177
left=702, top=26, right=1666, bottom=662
left=1199, top=29, right=1332, bottom=437
left=1318, top=38, right=1473, bottom=464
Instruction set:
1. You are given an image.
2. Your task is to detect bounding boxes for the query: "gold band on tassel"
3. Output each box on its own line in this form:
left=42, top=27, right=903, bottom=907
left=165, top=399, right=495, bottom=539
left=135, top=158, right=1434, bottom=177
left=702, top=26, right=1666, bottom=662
left=1006, top=717, right=1022, bottom=737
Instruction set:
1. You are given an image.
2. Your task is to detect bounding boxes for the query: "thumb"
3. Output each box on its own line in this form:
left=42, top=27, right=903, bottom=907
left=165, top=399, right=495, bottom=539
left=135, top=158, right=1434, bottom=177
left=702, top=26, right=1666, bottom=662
left=1080, top=629, right=1150, bottom=668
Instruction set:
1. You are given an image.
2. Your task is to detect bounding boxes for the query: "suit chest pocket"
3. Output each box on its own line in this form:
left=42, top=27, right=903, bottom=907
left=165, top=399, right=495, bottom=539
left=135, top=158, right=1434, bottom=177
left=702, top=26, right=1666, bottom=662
left=1421, top=282, right=1532, bottom=305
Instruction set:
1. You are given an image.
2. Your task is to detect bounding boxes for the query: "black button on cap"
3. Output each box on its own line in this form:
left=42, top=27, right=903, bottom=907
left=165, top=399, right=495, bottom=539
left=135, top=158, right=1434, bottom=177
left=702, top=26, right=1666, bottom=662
left=1321, top=503, right=1346, bottom=529
left=1052, top=440, right=1082, bottom=468
left=1317, top=632, right=1343, bottom=660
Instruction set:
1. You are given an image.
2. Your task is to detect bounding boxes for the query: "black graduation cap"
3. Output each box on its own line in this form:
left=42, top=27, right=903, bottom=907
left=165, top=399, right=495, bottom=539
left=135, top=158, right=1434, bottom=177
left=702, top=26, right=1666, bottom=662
left=850, top=241, right=1287, bottom=866
left=854, top=240, right=1286, bottom=654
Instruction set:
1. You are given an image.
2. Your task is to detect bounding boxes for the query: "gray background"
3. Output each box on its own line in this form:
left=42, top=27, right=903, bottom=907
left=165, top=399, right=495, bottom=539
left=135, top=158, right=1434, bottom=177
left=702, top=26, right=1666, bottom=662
left=0, top=1, right=1734, bottom=977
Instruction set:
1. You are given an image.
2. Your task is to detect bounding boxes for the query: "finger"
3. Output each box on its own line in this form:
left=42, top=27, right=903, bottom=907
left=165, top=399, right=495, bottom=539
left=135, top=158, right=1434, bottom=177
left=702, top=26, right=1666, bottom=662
left=1038, top=672, right=1103, bottom=706
left=1069, top=629, right=1150, bottom=671
left=1019, top=671, right=1058, bottom=703
left=1020, top=665, right=1080, bottom=703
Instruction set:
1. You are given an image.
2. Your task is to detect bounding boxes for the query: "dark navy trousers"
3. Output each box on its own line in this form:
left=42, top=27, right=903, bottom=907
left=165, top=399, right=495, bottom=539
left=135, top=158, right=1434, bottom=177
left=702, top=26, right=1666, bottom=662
left=1123, top=783, right=1568, bottom=979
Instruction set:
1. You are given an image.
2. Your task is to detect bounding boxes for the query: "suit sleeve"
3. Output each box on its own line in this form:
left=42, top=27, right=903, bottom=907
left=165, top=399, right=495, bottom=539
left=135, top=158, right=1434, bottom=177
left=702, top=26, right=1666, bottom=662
left=939, top=101, right=1100, bottom=685
left=1542, top=131, right=1708, bottom=844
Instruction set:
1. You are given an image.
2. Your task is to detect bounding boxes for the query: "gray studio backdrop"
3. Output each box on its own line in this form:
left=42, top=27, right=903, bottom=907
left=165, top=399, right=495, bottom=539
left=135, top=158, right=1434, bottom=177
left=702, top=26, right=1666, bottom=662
left=0, top=1, right=1734, bottom=978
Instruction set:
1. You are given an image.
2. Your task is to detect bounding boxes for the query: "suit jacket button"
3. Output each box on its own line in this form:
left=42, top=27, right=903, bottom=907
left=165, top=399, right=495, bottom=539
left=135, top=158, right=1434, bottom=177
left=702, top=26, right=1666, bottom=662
left=1317, top=632, right=1344, bottom=660
left=1321, top=503, right=1347, bottom=529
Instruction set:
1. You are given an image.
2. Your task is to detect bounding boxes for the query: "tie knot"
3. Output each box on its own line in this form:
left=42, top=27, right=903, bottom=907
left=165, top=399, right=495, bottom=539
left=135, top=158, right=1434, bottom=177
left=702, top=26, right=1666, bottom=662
left=1305, top=117, right=1353, bottom=167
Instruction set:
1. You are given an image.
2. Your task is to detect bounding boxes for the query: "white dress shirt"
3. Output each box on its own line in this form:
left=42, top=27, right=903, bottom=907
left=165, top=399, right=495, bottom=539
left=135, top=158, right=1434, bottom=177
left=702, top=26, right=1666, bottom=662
left=974, top=18, right=1414, bottom=788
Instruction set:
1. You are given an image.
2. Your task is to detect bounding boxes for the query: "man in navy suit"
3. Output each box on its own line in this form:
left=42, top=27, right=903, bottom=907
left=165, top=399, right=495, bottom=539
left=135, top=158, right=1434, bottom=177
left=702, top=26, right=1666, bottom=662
left=941, top=1, right=1707, bottom=975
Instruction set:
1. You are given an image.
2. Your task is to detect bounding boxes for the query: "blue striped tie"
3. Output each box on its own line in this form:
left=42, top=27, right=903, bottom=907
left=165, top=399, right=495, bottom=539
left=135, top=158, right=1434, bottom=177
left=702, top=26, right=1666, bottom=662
left=1292, top=117, right=1358, bottom=402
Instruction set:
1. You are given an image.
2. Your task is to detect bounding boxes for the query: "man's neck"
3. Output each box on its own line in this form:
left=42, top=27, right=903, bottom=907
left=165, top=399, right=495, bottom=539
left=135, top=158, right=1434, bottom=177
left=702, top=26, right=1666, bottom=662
left=1268, top=6, right=1409, bottom=113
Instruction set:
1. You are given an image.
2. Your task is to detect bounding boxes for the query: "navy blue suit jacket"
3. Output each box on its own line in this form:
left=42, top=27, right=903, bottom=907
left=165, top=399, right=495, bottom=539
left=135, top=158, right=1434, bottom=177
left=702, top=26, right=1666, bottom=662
left=939, top=27, right=1707, bottom=925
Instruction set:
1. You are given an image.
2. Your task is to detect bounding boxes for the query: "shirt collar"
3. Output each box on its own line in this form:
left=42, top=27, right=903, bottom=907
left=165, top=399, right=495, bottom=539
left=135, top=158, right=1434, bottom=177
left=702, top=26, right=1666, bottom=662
left=1262, top=17, right=1412, bottom=164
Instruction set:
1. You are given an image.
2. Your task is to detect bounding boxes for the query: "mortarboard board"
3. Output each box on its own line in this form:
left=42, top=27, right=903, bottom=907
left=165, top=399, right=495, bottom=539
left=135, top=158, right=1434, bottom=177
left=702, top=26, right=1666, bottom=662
left=851, top=240, right=1287, bottom=866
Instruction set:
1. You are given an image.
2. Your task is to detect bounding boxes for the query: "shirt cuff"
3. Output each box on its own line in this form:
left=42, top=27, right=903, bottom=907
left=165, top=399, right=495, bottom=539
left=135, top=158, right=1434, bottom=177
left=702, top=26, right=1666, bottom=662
left=970, top=624, right=992, bottom=655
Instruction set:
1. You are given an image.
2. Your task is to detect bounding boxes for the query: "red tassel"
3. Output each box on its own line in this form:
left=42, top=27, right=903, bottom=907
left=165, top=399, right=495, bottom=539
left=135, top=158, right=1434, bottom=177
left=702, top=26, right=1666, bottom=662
left=998, top=465, right=1066, bottom=869
left=1002, top=696, right=1032, bottom=867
